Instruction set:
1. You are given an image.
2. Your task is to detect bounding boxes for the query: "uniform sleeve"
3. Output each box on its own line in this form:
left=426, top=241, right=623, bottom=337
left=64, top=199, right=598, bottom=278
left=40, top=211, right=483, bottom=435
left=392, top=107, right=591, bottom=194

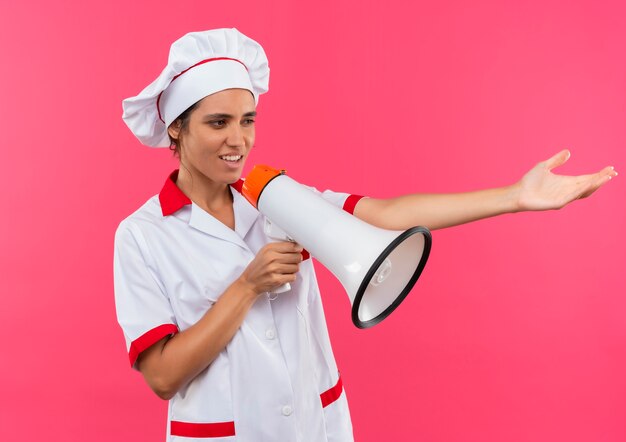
left=114, top=221, right=179, bottom=368
left=305, top=186, right=367, bottom=215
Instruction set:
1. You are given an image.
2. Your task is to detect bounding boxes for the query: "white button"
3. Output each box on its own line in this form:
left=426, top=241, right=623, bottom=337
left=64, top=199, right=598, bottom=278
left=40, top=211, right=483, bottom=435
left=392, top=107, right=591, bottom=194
left=265, top=329, right=276, bottom=340
left=281, top=405, right=293, bottom=416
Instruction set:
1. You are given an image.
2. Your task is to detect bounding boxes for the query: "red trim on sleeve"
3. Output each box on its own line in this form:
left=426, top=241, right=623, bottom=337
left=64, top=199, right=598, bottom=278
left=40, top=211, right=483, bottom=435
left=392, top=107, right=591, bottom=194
left=301, top=249, right=310, bottom=261
left=342, top=194, right=365, bottom=215
left=171, top=420, right=236, bottom=438
left=128, top=324, right=179, bottom=367
left=320, top=375, right=343, bottom=408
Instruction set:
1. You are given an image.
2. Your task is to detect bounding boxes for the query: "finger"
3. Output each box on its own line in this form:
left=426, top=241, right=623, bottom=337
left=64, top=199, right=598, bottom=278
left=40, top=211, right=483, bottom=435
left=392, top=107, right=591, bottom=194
left=590, top=166, right=618, bottom=185
left=282, top=243, right=304, bottom=254
left=274, top=251, right=304, bottom=264
left=580, top=168, right=616, bottom=197
left=276, top=273, right=298, bottom=284
left=265, top=241, right=302, bottom=253
left=544, top=149, right=571, bottom=171
left=277, top=263, right=300, bottom=274
left=569, top=168, right=613, bottom=200
left=266, top=265, right=299, bottom=282
left=564, top=167, right=613, bottom=185
left=265, top=274, right=296, bottom=292
left=606, top=165, right=618, bottom=179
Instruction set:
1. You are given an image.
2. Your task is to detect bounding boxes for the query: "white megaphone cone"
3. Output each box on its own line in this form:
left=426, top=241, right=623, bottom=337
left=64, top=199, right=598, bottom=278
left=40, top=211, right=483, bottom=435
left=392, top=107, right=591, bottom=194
left=242, top=165, right=432, bottom=329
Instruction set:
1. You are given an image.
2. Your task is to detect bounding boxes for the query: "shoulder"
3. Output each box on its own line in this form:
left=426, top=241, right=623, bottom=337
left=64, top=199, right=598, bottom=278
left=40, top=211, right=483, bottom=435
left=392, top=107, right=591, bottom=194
left=115, top=194, right=163, bottom=241
left=303, top=185, right=349, bottom=208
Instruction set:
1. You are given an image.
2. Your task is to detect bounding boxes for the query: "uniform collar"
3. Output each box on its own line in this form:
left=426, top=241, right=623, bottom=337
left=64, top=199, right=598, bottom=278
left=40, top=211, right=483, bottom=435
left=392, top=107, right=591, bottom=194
left=159, top=169, right=258, bottom=250
left=159, top=169, right=244, bottom=217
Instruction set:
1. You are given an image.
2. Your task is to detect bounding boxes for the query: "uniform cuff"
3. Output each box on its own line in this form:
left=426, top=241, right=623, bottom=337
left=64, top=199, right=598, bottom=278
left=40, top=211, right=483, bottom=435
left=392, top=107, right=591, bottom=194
left=342, top=194, right=365, bottom=215
left=129, top=323, right=179, bottom=367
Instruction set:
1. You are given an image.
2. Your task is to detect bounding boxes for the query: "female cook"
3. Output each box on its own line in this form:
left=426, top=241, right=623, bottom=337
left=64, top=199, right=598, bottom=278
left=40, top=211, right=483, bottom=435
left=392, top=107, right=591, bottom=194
left=115, top=28, right=616, bottom=442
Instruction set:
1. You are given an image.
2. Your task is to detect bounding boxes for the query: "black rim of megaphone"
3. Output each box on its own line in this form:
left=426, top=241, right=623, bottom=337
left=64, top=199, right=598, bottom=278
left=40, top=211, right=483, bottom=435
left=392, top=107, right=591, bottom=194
left=351, top=226, right=432, bottom=329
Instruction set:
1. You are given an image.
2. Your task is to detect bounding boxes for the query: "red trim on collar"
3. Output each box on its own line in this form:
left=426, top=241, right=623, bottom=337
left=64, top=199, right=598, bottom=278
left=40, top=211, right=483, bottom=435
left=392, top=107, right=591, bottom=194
left=231, top=179, right=244, bottom=194
left=158, top=170, right=244, bottom=216
left=159, top=170, right=191, bottom=216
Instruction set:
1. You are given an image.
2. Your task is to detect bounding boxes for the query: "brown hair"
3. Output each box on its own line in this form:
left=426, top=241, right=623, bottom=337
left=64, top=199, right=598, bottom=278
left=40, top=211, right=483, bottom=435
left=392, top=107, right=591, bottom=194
left=168, top=100, right=201, bottom=158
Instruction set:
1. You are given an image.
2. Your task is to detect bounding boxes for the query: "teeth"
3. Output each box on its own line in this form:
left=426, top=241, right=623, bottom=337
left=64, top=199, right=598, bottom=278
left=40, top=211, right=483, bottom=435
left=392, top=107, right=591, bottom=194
left=220, top=155, right=242, bottom=161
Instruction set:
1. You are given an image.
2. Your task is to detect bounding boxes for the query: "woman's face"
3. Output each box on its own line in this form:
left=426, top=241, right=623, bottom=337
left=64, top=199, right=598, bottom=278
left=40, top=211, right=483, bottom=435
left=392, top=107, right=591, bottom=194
left=170, top=88, right=256, bottom=185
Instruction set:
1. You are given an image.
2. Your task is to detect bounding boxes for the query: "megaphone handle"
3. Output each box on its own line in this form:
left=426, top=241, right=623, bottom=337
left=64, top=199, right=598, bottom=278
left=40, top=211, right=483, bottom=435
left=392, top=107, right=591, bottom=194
left=262, top=217, right=293, bottom=298
left=270, top=282, right=291, bottom=298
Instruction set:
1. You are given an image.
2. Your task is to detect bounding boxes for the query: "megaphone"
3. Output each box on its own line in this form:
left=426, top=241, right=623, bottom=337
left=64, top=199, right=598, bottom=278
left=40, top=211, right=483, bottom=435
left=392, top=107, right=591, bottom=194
left=242, top=165, right=432, bottom=329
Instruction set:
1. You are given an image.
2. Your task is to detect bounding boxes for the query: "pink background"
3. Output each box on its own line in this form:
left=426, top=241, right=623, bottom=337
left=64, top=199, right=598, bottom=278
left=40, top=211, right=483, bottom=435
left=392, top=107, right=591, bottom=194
left=1, top=0, right=624, bottom=440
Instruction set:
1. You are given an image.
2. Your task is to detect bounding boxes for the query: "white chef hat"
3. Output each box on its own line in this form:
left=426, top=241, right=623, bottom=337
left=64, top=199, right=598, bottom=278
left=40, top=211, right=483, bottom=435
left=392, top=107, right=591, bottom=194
left=122, top=28, right=269, bottom=147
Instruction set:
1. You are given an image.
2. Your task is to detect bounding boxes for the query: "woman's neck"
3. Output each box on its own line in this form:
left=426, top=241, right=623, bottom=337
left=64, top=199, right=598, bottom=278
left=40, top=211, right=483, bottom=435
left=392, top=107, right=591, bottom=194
left=175, top=167, right=234, bottom=217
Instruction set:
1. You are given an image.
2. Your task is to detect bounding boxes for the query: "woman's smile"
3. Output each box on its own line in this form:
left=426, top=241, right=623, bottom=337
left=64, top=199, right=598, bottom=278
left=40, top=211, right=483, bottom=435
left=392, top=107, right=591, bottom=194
left=219, top=153, right=244, bottom=169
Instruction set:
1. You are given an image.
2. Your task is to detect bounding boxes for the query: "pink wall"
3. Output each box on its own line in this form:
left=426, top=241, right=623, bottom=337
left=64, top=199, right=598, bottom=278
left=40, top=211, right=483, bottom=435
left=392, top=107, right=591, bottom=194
left=1, top=0, right=624, bottom=440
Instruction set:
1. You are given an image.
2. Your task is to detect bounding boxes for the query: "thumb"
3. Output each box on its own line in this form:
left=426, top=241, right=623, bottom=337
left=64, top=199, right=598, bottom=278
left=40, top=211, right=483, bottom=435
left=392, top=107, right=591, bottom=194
left=544, top=149, right=571, bottom=171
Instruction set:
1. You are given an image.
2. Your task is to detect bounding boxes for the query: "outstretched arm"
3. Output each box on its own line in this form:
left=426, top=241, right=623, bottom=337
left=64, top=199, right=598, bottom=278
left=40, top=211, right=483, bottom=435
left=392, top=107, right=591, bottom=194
left=353, top=150, right=617, bottom=231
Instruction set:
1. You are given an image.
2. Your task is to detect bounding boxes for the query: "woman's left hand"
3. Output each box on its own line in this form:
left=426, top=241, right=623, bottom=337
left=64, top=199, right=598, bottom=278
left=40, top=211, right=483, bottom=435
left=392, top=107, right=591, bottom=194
left=513, top=149, right=618, bottom=212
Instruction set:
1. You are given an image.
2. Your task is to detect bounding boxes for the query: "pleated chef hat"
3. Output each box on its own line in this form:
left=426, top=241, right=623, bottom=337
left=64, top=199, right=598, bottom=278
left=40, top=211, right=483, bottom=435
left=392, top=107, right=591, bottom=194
left=122, top=28, right=269, bottom=147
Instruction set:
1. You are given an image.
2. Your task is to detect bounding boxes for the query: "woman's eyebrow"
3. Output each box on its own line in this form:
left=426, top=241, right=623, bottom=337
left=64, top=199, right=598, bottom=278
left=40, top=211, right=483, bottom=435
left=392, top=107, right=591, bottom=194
left=203, top=111, right=257, bottom=119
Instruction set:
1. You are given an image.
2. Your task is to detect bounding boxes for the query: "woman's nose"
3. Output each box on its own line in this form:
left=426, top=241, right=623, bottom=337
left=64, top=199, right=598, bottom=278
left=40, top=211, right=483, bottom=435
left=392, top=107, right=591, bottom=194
left=226, top=125, right=245, bottom=147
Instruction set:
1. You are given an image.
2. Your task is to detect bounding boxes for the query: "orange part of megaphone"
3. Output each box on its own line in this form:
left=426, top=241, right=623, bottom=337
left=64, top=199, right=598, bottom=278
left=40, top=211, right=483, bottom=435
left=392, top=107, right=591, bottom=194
left=242, top=165, right=285, bottom=208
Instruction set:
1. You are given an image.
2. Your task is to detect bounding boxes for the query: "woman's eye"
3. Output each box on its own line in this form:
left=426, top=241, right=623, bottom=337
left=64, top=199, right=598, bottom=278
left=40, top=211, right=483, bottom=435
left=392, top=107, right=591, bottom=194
left=210, top=120, right=226, bottom=128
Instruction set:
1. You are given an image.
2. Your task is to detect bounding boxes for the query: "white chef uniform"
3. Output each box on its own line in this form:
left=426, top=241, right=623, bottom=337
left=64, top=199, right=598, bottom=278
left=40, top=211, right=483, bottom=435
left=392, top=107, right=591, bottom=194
left=114, top=169, right=364, bottom=441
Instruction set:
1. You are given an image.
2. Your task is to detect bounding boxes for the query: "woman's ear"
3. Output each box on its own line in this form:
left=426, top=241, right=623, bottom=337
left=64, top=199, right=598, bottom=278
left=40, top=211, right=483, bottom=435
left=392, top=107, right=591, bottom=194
left=168, top=120, right=182, bottom=141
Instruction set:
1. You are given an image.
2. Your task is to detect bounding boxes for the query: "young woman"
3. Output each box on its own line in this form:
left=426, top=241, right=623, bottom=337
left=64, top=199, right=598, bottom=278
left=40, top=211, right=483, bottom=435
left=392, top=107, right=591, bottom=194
left=115, top=28, right=616, bottom=442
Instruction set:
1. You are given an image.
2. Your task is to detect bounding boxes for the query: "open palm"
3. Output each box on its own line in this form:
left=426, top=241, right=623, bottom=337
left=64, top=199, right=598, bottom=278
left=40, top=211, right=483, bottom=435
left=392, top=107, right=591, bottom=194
left=516, top=150, right=617, bottom=212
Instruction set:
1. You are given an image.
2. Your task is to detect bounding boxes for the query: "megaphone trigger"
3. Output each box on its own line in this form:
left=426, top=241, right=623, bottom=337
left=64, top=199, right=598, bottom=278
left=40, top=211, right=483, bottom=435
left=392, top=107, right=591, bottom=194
left=263, top=217, right=294, bottom=242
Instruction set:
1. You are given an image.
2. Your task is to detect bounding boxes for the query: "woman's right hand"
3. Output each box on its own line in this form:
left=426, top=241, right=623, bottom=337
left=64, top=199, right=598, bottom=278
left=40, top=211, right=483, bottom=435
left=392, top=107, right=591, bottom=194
left=238, top=241, right=304, bottom=295
left=137, top=240, right=304, bottom=400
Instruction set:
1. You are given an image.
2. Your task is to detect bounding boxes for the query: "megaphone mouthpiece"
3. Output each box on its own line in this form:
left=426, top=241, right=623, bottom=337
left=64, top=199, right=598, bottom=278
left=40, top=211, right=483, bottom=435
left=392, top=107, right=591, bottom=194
left=241, top=165, right=285, bottom=208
